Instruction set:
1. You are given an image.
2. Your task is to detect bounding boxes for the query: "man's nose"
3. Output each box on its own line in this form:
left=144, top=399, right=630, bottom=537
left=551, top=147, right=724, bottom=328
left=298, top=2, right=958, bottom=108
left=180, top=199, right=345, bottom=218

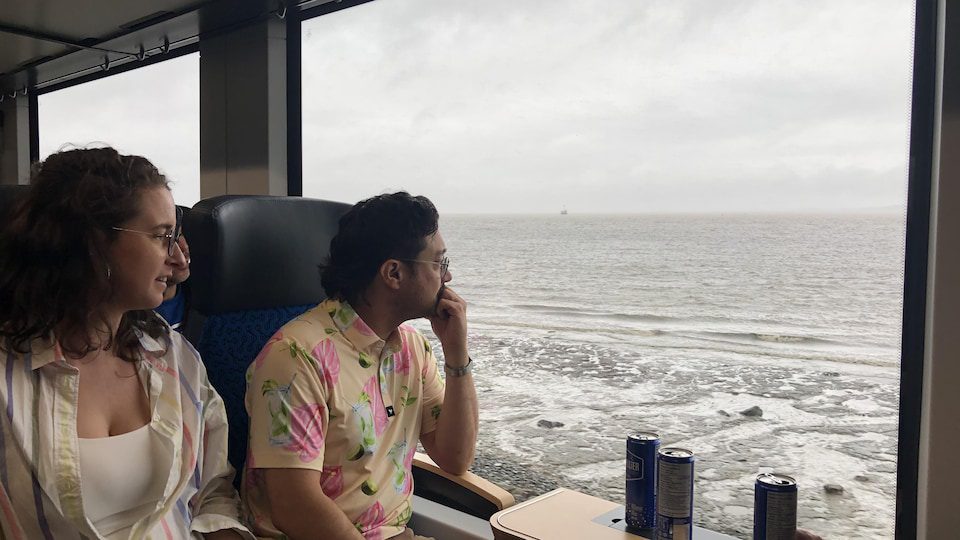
left=168, top=240, right=188, bottom=267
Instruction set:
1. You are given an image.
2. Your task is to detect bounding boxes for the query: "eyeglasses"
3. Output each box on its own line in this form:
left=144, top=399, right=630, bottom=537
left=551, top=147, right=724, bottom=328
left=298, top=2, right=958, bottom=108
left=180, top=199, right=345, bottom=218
left=400, top=256, right=450, bottom=276
left=111, top=207, right=183, bottom=256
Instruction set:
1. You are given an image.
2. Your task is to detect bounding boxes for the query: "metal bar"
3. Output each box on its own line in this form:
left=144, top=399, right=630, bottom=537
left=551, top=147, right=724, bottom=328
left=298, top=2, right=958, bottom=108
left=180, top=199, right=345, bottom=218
left=299, top=0, right=376, bottom=22
left=30, top=1, right=286, bottom=94
left=28, top=91, right=38, bottom=164
left=895, top=0, right=939, bottom=537
left=286, top=3, right=302, bottom=196
left=0, top=21, right=137, bottom=57
left=36, top=40, right=200, bottom=96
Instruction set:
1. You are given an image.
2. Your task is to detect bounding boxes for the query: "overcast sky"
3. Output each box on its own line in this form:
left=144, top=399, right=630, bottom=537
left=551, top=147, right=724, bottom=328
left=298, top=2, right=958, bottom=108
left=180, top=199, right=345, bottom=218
left=40, top=0, right=914, bottom=213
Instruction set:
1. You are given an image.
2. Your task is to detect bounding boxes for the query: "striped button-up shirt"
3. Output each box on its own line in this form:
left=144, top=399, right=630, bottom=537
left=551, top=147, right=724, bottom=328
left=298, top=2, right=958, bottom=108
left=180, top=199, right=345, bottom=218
left=0, top=331, right=253, bottom=540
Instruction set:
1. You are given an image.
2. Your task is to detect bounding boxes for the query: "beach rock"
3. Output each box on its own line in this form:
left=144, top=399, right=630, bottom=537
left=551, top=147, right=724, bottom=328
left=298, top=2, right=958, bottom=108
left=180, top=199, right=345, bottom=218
left=537, top=419, right=564, bottom=429
left=824, top=484, right=845, bottom=494
left=739, top=406, right=763, bottom=417
left=854, top=475, right=871, bottom=482
left=822, top=371, right=841, bottom=377
left=718, top=410, right=731, bottom=417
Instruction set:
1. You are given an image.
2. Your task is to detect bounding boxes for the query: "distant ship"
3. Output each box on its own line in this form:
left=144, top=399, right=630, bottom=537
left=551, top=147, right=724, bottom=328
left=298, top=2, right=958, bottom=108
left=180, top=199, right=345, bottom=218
left=560, top=207, right=568, bottom=215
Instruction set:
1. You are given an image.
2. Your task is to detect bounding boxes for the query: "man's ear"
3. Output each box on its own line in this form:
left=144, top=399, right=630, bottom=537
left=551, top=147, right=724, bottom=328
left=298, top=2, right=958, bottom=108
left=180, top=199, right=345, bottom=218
left=379, top=260, right=403, bottom=290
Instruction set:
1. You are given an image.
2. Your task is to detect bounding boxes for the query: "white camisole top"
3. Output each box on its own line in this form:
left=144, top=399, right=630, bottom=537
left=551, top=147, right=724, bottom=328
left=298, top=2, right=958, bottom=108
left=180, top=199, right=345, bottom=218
left=79, top=424, right=168, bottom=539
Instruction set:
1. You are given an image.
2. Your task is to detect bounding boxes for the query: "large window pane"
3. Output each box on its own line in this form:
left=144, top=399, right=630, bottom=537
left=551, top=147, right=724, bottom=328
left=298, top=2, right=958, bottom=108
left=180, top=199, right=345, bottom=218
left=302, top=2, right=912, bottom=538
left=38, top=53, right=200, bottom=206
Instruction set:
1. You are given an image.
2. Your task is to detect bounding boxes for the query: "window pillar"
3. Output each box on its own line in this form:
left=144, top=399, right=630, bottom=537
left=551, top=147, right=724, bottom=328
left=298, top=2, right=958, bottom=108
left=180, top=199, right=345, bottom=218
left=199, top=16, right=288, bottom=197
left=0, top=93, right=33, bottom=185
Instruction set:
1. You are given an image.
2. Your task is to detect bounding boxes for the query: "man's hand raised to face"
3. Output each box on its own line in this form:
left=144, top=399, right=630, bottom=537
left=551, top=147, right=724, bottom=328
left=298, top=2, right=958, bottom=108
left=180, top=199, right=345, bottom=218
left=428, top=286, right=469, bottom=366
left=422, top=284, right=478, bottom=475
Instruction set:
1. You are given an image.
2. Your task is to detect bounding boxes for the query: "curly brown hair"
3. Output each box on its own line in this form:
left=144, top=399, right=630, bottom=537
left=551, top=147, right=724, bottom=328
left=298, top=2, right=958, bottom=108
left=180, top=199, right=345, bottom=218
left=321, top=191, right=439, bottom=307
left=0, top=147, right=172, bottom=361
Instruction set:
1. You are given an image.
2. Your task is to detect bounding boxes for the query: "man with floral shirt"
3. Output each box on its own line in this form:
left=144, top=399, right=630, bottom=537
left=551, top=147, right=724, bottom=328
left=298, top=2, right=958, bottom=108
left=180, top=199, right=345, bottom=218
left=243, top=192, right=478, bottom=540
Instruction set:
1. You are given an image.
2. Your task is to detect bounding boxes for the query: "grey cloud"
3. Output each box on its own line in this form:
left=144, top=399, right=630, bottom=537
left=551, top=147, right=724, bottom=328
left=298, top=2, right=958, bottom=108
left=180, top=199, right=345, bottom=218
left=36, top=0, right=913, bottom=213
left=300, top=0, right=913, bottom=213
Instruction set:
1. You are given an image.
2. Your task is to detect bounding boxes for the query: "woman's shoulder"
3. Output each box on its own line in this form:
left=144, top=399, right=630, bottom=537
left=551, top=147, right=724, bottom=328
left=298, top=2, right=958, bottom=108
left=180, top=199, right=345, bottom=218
left=140, top=329, right=206, bottom=377
left=0, top=336, right=57, bottom=369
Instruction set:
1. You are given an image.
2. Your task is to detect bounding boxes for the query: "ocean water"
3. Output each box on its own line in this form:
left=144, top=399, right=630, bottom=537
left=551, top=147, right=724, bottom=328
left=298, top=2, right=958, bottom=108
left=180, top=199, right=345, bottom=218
left=417, top=213, right=906, bottom=539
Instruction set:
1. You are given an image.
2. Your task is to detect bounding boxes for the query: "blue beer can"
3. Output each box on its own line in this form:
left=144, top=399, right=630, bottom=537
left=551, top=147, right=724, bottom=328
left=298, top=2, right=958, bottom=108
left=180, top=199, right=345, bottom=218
left=655, top=448, right=694, bottom=540
left=626, top=432, right=660, bottom=529
left=754, top=473, right=798, bottom=540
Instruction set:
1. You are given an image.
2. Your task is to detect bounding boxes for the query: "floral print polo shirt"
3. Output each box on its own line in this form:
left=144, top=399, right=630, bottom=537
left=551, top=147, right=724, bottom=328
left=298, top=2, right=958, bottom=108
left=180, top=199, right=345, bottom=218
left=243, top=299, right=446, bottom=539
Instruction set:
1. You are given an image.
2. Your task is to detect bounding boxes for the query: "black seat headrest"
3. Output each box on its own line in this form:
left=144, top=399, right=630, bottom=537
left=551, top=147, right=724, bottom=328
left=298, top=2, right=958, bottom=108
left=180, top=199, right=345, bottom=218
left=184, top=195, right=351, bottom=315
left=0, top=185, right=30, bottom=226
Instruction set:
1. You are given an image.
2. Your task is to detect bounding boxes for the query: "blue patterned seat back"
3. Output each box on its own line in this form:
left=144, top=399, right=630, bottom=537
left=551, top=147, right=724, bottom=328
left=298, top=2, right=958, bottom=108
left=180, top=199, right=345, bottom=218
left=183, top=195, right=351, bottom=481
left=195, top=305, right=313, bottom=478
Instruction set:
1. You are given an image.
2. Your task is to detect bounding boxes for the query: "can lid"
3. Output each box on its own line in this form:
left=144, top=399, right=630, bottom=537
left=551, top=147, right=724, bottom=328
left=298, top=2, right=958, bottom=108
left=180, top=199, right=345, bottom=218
left=628, top=432, right=661, bottom=442
left=658, top=447, right=694, bottom=459
left=757, top=473, right=797, bottom=487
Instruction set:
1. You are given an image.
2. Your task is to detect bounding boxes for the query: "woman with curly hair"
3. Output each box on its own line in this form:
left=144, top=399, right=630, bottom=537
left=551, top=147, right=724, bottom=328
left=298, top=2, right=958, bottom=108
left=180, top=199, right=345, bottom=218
left=0, top=147, right=251, bottom=539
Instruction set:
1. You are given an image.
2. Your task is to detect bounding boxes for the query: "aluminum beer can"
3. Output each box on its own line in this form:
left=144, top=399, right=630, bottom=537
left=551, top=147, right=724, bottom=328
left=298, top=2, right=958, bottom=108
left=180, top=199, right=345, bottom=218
left=754, top=473, right=798, bottom=540
left=625, top=432, right=660, bottom=529
left=655, top=448, right=694, bottom=540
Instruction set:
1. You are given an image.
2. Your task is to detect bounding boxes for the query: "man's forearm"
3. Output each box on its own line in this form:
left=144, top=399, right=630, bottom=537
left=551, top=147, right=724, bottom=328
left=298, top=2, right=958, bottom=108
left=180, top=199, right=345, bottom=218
left=432, top=357, right=479, bottom=474
left=274, top=491, right=363, bottom=540
left=428, top=286, right=479, bottom=475
left=265, top=469, right=365, bottom=540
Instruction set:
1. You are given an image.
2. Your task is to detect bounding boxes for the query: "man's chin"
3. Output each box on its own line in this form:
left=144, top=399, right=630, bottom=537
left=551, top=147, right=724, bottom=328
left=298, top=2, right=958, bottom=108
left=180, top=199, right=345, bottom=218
left=162, top=285, right=178, bottom=302
left=418, top=303, right=441, bottom=321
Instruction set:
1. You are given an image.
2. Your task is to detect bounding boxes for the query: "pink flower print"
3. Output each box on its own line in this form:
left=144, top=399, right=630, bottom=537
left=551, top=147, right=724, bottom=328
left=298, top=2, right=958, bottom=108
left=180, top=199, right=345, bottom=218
left=319, top=465, right=343, bottom=499
left=253, top=331, right=283, bottom=370
left=420, top=337, right=434, bottom=378
left=311, top=339, right=341, bottom=388
left=355, top=501, right=386, bottom=540
left=352, top=317, right=376, bottom=336
left=362, top=376, right=389, bottom=437
left=283, top=403, right=326, bottom=462
left=394, top=337, right=412, bottom=376
left=400, top=443, right=417, bottom=495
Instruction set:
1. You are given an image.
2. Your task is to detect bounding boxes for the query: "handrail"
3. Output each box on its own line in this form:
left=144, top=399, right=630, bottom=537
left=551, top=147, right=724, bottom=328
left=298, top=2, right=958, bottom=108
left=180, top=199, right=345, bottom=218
left=413, top=452, right=516, bottom=511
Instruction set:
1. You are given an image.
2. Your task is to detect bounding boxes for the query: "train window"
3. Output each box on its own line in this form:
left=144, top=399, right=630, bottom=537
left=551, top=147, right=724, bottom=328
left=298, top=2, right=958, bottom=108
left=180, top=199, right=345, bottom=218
left=37, top=52, right=201, bottom=206
left=301, top=1, right=912, bottom=537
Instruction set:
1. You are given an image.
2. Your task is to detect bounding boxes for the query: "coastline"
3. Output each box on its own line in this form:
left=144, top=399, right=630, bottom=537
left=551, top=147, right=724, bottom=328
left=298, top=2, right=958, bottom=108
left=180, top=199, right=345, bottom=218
left=453, top=333, right=899, bottom=539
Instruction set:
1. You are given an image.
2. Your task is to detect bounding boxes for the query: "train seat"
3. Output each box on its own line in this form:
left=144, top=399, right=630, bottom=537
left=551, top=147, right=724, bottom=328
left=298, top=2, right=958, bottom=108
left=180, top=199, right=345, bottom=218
left=182, top=194, right=514, bottom=531
left=0, top=184, right=29, bottom=227
left=183, top=194, right=350, bottom=477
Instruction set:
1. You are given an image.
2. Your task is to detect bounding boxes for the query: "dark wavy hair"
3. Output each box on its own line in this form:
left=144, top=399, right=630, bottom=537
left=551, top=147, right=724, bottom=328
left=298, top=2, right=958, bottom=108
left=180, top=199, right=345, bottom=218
left=0, top=147, right=171, bottom=361
left=321, top=191, right=439, bottom=306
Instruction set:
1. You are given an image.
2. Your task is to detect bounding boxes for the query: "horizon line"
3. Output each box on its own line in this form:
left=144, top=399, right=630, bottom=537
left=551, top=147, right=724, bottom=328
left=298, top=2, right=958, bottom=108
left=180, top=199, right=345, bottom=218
left=443, top=208, right=906, bottom=216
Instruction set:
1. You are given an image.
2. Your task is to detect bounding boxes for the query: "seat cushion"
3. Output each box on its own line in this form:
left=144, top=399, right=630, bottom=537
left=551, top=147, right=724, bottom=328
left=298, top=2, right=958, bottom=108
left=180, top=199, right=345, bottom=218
left=196, top=304, right=314, bottom=480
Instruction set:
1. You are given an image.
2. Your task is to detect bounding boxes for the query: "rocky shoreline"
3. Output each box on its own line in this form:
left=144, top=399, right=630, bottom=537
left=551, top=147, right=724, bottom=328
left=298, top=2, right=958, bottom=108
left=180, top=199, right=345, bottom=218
left=450, top=332, right=900, bottom=539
